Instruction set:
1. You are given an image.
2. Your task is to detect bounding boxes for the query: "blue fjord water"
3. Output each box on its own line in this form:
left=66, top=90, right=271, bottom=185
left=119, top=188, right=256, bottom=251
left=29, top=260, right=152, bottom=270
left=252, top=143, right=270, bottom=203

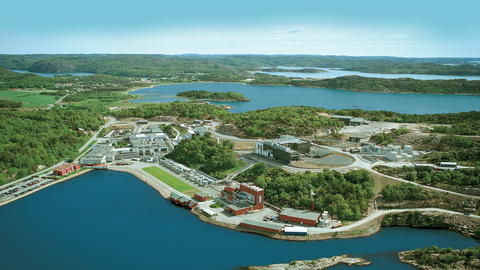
left=130, top=83, right=480, bottom=114
left=0, top=170, right=477, bottom=270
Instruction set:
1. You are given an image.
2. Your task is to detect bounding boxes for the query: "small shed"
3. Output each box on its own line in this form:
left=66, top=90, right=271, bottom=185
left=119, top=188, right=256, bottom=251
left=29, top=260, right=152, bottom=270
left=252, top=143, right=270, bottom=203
left=240, top=219, right=284, bottom=233
left=195, top=192, right=209, bottom=201
left=284, top=227, right=308, bottom=235
left=202, top=208, right=217, bottom=217
left=170, top=192, right=182, bottom=204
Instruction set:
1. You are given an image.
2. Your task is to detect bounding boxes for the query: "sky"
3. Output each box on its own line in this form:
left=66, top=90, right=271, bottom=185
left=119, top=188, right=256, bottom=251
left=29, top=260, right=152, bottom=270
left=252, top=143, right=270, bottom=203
left=1, top=0, right=479, bottom=57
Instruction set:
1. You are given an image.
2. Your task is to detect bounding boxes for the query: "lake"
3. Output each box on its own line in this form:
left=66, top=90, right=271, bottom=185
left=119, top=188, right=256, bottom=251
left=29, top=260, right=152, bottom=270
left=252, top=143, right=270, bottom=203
left=260, top=66, right=480, bottom=81
left=11, top=70, right=95, bottom=77
left=130, top=83, right=480, bottom=114
left=0, top=170, right=476, bottom=270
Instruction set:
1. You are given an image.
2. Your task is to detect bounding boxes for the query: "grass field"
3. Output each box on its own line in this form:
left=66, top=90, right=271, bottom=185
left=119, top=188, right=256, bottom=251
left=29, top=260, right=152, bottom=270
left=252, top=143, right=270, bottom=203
left=0, top=90, right=58, bottom=108
left=143, top=166, right=199, bottom=197
left=222, top=160, right=248, bottom=175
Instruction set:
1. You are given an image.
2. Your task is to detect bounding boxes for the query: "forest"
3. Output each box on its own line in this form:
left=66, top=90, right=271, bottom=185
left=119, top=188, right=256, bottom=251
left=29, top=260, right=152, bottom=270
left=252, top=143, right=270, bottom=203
left=250, top=74, right=480, bottom=95
left=0, top=109, right=104, bottom=184
left=1, top=54, right=479, bottom=77
left=176, top=90, right=250, bottom=101
left=235, top=163, right=375, bottom=221
left=165, top=135, right=237, bottom=179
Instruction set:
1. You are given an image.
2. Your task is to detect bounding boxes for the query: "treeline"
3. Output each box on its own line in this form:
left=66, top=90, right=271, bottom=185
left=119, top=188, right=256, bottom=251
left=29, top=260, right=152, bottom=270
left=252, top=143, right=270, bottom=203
left=165, top=135, right=237, bottom=179
left=176, top=90, right=250, bottom=101
left=251, top=74, right=480, bottom=95
left=0, top=67, right=68, bottom=89
left=404, top=165, right=480, bottom=187
left=344, top=63, right=480, bottom=76
left=0, top=110, right=103, bottom=184
left=0, top=100, right=22, bottom=108
left=381, top=183, right=440, bottom=202
left=236, top=163, right=375, bottom=220
left=2, top=54, right=479, bottom=77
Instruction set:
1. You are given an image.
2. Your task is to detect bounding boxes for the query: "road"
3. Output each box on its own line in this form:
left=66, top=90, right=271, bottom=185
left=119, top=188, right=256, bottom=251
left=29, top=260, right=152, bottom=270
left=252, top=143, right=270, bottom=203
left=46, top=94, right=69, bottom=110
left=77, top=117, right=116, bottom=153
left=308, top=208, right=480, bottom=234
left=0, top=159, right=68, bottom=190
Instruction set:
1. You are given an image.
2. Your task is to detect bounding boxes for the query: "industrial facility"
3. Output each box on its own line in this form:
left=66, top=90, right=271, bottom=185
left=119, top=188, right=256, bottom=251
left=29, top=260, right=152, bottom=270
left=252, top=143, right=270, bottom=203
left=255, top=135, right=310, bottom=164
left=53, top=163, right=81, bottom=176
left=279, top=208, right=330, bottom=227
left=221, top=183, right=264, bottom=216
left=331, top=115, right=369, bottom=126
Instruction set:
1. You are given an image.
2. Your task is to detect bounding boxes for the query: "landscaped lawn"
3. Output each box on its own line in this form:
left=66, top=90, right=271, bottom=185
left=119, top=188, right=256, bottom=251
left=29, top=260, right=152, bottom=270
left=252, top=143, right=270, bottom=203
left=0, top=90, right=58, bottom=108
left=143, top=166, right=199, bottom=197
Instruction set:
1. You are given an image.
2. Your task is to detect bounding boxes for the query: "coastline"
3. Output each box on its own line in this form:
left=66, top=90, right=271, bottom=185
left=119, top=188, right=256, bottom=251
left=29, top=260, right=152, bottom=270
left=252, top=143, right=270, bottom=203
left=127, top=81, right=480, bottom=98
left=0, top=169, right=92, bottom=208
left=3, top=166, right=478, bottom=244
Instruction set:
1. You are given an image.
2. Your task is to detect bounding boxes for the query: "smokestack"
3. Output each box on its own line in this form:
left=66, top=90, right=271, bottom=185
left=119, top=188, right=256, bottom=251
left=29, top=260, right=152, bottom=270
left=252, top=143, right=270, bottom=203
left=311, top=201, right=315, bottom=212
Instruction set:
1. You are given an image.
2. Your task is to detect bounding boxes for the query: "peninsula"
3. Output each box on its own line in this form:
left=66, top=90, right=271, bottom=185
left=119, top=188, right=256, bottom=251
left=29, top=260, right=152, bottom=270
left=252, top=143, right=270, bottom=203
left=176, top=90, right=250, bottom=102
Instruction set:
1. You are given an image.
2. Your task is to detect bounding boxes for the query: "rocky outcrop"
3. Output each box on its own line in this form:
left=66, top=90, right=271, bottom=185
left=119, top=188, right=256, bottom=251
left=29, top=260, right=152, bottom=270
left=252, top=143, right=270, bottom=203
left=382, top=211, right=480, bottom=239
left=151, top=115, right=177, bottom=122
left=217, top=124, right=242, bottom=136
left=247, top=255, right=370, bottom=270
left=399, top=248, right=480, bottom=270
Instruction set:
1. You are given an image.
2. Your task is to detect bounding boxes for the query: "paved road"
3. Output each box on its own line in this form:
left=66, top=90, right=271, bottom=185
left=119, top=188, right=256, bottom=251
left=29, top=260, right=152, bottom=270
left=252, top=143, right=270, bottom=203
left=308, top=208, right=480, bottom=234
left=77, top=117, right=116, bottom=153
left=46, top=94, right=69, bottom=110
left=0, top=159, right=68, bottom=190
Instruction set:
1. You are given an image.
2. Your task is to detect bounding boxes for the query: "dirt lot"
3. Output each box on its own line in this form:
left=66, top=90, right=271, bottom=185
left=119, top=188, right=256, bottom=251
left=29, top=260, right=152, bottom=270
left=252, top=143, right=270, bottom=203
left=108, top=124, right=134, bottom=131
left=233, top=141, right=255, bottom=150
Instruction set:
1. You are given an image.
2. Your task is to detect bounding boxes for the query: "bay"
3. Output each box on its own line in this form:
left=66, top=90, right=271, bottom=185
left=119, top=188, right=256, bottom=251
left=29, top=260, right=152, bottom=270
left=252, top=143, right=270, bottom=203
left=130, top=83, right=480, bottom=114
left=260, top=67, right=480, bottom=81
left=0, top=170, right=476, bottom=270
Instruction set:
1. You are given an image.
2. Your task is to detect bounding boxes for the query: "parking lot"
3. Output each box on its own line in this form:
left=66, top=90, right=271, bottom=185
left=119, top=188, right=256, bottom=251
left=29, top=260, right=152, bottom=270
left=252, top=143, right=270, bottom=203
left=0, top=176, right=59, bottom=203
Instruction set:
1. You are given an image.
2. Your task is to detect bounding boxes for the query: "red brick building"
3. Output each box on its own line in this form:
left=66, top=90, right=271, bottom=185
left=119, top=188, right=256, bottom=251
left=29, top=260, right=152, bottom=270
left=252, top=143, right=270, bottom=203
left=221, top=183, right=264, bottom=216
left=194, top=192, right=209, bottom=201
left=53, top=163, right=80, bottom=176
left=280, top=208, right=321, bottom=226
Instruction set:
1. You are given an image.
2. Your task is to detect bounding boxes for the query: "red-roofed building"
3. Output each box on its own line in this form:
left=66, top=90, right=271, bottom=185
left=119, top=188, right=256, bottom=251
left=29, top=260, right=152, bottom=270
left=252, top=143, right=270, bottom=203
left=53, top=163, right=80, bottom=176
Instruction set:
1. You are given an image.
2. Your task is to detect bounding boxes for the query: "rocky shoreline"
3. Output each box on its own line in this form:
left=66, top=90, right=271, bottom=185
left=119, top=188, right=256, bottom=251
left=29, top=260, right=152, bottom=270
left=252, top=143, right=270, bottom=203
left=246, top=254, right=370, bottom=270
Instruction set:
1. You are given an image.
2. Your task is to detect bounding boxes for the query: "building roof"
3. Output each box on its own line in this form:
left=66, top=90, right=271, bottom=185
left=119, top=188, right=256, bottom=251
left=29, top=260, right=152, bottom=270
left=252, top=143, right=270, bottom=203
left=170, top=192, right=182, bottom=201
left=240, top=219, right=284, bottom=231
left=54, top=163, right=78, bottom=172
left=188, top=200, right=198, bottom=207
left=227, top=204, right=252, bottom=211
left=350, top=134, right=368, bottom=139
left=178, top=197, right=190, bottom=204
left=202, top=208, right=216, bottom=216
left=280, top=208, right=321, bottom=221
left=350, top=118, right=366, bottom=123
left=195, top=192, right=209, bottom=198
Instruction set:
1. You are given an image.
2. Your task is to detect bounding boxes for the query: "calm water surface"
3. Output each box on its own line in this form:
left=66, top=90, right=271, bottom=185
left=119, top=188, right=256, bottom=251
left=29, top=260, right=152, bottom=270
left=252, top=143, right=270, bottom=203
left=260, top=66, right=480, bottom=81
left=11, top=70, right=94, bottom=77
left=130, top=83, right=480, bottom=114
left=0, top=170, right=477, bottom=270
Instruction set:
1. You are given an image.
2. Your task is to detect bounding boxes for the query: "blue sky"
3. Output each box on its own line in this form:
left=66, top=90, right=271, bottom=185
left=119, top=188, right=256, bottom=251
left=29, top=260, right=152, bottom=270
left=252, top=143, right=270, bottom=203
left=1, top=0, right=479, bottom=57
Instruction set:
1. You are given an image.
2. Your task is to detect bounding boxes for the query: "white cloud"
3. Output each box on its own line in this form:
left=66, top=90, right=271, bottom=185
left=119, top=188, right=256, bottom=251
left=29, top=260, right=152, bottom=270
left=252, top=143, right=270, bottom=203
left=385, top=34, right=408, bottom=39
left=287, top=27, right=306, bottom=34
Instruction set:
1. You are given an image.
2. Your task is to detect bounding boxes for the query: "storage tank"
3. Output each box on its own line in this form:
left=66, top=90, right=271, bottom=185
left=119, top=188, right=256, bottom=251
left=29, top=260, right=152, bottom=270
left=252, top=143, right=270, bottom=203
left=202, top=180, right=208, bottom=186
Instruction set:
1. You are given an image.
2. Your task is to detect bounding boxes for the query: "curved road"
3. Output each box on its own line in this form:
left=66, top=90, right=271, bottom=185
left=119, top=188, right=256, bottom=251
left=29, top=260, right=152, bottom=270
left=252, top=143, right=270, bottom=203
left=309, top=208, right=479, bottom=234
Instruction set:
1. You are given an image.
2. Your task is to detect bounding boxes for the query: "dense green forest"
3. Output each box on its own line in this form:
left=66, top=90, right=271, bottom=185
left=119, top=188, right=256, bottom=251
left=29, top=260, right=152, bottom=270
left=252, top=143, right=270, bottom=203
left=1, top=54, right=480, bottom=78
left=236, top=163, right=374, bottom=220
left=381, top=183, right=443, bottom=202
left=0, top=100, right=22, bottom=108
left=176, top=90, right=250, bottom=101
left=402, top=245, right=480, bottom=269
left=251, top=74, right=480, bottom=95
left=0, top=110, right=103, bottom=184
left=165, top=135, right=237, bottom=179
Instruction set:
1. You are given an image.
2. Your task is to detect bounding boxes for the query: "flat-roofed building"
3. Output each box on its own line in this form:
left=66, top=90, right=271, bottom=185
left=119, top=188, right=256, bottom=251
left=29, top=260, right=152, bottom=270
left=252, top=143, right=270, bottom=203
left=280, top=208, right=321, bottom=226
left=240, top=219, right=285, bottom=233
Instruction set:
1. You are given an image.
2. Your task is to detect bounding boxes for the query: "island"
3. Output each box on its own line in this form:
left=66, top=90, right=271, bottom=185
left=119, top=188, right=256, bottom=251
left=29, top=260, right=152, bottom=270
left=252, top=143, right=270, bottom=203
left=399, top=246, right=480, bottom=269
left=176, top=90, right=250, bottom=102
left=247, top=255, right=370, bottom=270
